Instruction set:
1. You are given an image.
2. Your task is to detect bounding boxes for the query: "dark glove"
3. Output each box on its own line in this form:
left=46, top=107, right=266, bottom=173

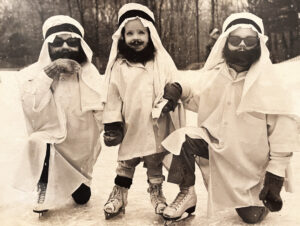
left=103, top=122, right=124, bottom=146
left=182, top=135, right=209, bottom=159
left=162, top=82, right=182, bottom=113
left=259, top=171, right=284, bottom=212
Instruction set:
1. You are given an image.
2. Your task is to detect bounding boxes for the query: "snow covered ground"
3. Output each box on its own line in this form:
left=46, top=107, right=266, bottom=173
left=0, top=71, right=300, bottom=226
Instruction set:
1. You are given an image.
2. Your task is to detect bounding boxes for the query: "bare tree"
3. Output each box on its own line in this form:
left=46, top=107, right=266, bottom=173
left=76, top=0, right=85, bottom=27
left=211, top=0, right=215, bottom=30
left=27, top=0, right=46, bottom=23
left=67, top=0, right=73, bottom=17
left=157, top=0, right=164, bottom=36
left=195, top=0, right=200, bottom=62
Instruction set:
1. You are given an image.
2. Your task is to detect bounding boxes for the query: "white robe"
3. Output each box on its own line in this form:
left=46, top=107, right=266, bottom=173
left=163, top=63, right=299, bottom=215
left=103, top=59, right=184, bottom=160
left=13, top=62, right=104, bottom=207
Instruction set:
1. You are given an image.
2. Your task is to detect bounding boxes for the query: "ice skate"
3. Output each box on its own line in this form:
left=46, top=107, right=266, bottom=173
left=33, top=182, right=48, bottom=216
left=104, top=185, right=128, bottom=220
left=148, top=182, right=167, bottom=215
left=163, top=186, right=197, bottom=224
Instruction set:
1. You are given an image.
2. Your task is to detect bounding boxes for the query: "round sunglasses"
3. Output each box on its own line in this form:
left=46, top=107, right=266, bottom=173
left=50, top=37, right=80, bottom=48
left=228, top=36, right=258, bottom=47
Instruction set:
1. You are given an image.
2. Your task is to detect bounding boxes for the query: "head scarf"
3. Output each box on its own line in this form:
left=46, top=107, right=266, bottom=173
left=202, top=12, right=300, bottom=118
left=25, top=15, right=104, bottom=112
left=38, top=15, right=93, bottom=66
left=104, top=3, right=180, bottom=120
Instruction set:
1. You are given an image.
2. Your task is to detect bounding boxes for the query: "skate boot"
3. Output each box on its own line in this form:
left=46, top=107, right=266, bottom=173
left=104, top=185, right=128, bottom=220
left=148, top=182, right=167, bottom=215
left=33, top=182, right=48, bottom=216
left=163, top=186, right=197, bottom=223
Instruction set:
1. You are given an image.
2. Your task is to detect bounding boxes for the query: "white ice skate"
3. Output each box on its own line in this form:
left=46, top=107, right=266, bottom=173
left=163, top=186, right=197, bottom=224
left=148, top=183, right=167, bottom=215
left=33, top=182, right=48, bottom=216
left=104, top=185, right=128, bottom=220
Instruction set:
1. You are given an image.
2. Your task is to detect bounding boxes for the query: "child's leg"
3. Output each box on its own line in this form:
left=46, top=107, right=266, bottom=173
left=163, top=139, right=208, bottom=220
left=115, top=158, right=141, bottom=188
left=144, top=152, right=167, bottom=214
left=33, top=143, right=50, bottom=214
left=144, top=152, right=166, bottom=184
left=168, top=138, right=208, bottom=187
left=39, top=143, right=50, bottom=184
left=104, top=158, right=140, bottom=219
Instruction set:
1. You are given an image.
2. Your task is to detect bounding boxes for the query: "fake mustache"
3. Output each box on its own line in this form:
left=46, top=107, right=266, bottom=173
left=129, top=40, right=144, bottom=46
left=237, top=48, right=246, bottom=51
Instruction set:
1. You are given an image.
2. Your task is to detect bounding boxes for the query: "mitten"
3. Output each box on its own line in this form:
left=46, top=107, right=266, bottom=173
left=182, top=135, right=209, bottom=159
left=162, top=82, right=182, bottom=113
left=44, top=59, right=81, bottom=78
left=103, top=122, right=124, bottom=146
left=259, top=171, right=284, bottom=212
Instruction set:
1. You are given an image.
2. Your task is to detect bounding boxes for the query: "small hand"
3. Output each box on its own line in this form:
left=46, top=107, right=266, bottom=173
left=259, top=172, right=284, bottom=212
left=44, top=59, right=81, bottom=79
left=103, top=130, right=123, bottom=147
left=54, top=58, right=81, bottom=74
left=162, top=100, right=175, bottom=113
left=162, top=82, right=182, bottom=113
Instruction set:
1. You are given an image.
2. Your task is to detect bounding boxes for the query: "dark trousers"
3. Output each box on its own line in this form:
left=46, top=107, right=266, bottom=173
left=168, top=138, right=209, bottom=187
left=39, top=143, right=91, bottom=205
left=39, top=144, right=50, bottom=184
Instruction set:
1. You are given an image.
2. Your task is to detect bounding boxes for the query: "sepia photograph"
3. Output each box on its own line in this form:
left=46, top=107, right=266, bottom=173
left=0, top=0, right=300, bottom=225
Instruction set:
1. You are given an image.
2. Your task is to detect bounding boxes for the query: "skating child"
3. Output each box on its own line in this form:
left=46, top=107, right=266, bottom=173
left=161, top=12, right=300, bottom=224
left=13, top=15, right=105, bottom=215
left=102, top=3, right=184, bottom=219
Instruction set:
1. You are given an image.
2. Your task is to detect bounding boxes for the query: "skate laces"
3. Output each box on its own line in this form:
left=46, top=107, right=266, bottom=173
left=109, top=185, right=122, bottom=202
left=37, top=182, right=47, bottom=204
left=169, top=188, right=189, bottom=210
left=148, top=183, right=165, bottom=203
left=105, top=185, right=127, bottom=210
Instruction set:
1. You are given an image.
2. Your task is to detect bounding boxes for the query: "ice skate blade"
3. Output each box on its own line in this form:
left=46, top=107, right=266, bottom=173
left=33, top=209, right=48, bottom=217
left=163, top=206, right=196, bottom=225
left=164, top=212, right=194, bottom=226
left=104, top=207, right=125, bottom=220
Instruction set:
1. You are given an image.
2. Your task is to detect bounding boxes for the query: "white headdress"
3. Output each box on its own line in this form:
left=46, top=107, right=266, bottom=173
left=201, top=12, right=300, bottom=117
left=27, top=15, right=104, bottom=111
left=104, top=3, right=179, bottom=119
left=38, top=15, right=93, bottom=66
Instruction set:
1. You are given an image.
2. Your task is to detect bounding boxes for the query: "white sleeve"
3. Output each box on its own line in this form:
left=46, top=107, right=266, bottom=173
left=266, top=115, right=298, bottom=177
left=20, top=70, right=53, bottom=112
left=102, top=63, right=123, bottom=124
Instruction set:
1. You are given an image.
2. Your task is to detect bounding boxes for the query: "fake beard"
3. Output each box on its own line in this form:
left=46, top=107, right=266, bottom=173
left=117, top=38, right=155, bottom=64
left=223, top=42, right=261, bottom=69
left=48, top=45, right=87, bottom=64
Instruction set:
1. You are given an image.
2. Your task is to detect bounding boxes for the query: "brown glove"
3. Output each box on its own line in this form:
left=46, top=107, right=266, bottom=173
left=103, top=122, right=124, bottom=147
left=259, top=171, right=284, bottom=212
left=162, top=82, right=182, bottom=113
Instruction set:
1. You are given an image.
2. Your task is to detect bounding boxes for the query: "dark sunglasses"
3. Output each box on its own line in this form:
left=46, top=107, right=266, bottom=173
left=50, top=37, right=80, bottom=47
left=228, top=36, right=258, bottom=47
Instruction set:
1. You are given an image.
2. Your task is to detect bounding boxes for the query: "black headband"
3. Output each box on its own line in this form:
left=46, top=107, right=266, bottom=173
left=224, top=18, right=262, bottom=33
left=118, top=10, right=155, bottom=26
left=45, top=23, right=83, bottom=39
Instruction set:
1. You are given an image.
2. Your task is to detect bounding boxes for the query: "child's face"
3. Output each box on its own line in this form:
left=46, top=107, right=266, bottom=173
left=124, top=18, right=149, bottom=52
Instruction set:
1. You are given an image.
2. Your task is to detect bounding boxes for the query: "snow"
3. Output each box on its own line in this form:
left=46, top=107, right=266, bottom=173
left=0, top=71, right=300, bottom=226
